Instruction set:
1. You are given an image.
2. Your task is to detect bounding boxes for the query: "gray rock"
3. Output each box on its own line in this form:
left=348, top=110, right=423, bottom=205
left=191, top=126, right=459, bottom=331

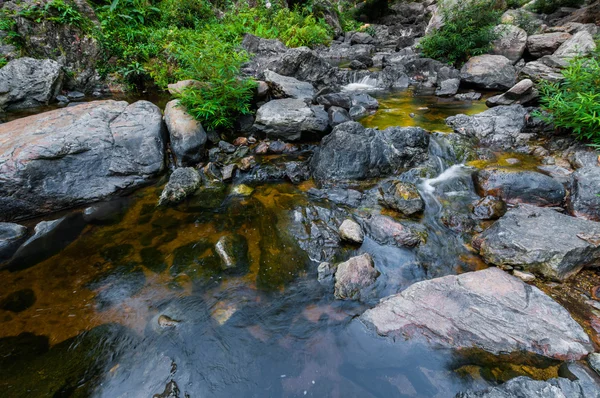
left=403, top=57, right=460, bottom=90
left=455, top=92, right=482, bottom=101
left=0, top=57, right=63, bottom=111
left=485, top=79, right=538, bottom=107
left=349, top=59, right=367, bottom=70
left=266, top=47, right=336, bottom=88
left=157, top=168, right=202, bottom=206
left=478, top=205, right=600, bottom=281
left=0, top=222, right=27, bottom=261
left=253, top=98, right=329, bottom=141
left=215, top=234, right=249, bottom=272
left=349, top=105, right=368, bottom=119
left=455, top=375, right=599, bottom=398
left=589, top=353, right=600, bottom=376
left=350, top=32, right=375, bottom=45
left=568, top=166, right=600, bottom=221
left=527, top=32, right=572, bottom=58
left=435, top=78, right=460, bottom=96
left=328, top=106, right=352, bottom=127
left=334, top=253, right=379, bottom=301
left=472, top=195, right=506, bottom=220
left=311, top=121, right=429, bottom=182
left=339, top=219, right=364, bottom=244
left=66, top=91, right=84, bottom=100
left=164, top=100, right=207, bottom=167
left=460, top=55, right=517, bottom=90
left=492, top=25, right=527, bottom=63
left=446, top=105, right=531, bottom=149
left=0, top=100, right=166, bottom=221
left=351, top=93, right=379, bottom=110
left=475, top=168, right=566, bottom=207
left=316, top=92, right=352, bottom=109
left=364, top=215, right=423, bottom=248
left=263, top=70, right=315, bottom=102
left=554, top=30, right=597, bottom=59
left=520, top=60, right=564, bottom=82
left=167, top=79, right=203, bottom=95
left=317, top=261, right=336, bottom=284
left=378, top=181, right=424, bottom=215
left=241, top=33, right=287, bottom=55
left=512, top=270, right=536, bottom=282
left=361, top=267, right=592, bottom=360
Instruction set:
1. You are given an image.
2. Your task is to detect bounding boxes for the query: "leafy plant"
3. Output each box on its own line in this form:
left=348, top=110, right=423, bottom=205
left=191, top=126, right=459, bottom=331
left=418, top=0, right=502, bottom=67
left=536, top=45, right=600, bottom=147
left=44, top=0, right=85, bottom=26
left=532, top=0, right=584, bottom=14
left=512, top=9, right=542, bottom=35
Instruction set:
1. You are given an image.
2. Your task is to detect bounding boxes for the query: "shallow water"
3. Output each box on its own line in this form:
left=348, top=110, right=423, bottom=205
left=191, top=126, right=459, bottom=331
left=0, top=91, right=562, bottom=397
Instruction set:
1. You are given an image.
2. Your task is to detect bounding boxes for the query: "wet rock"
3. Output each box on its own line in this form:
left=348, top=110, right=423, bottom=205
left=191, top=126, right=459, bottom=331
left=4, top=213, right=85, bottom=271
left=221, top=164, right=236, bottom=181
left=284, top=161, right=310, bottom=184
left=167, top=79, right=203, bottom=95
left=527, top=32, right=572, bottom=58
left=351, top=93, right=379, bottom=110
left=218, top=140, right=236, bottom=154
left=454, top=92, right=482, bottom=101
left=339, top=219, right=364, bottom=244
left=485, top=79, right=538, bottom=107
left=83, top=198, right=130, bottom=226
left=364, top=215, right=423, bottom=248
left=328, top=106, right=352, bottom=127
left=0, top=100, right=166, bottom=221
left=460, top=55, right=517, bottom=90
left=475, top=168, right=566, bottom=207
left=491, top=25, right=527, bottom=63
left=316, top=92, right=352, bottom=109
left=215, top=234, right=249, bottom=272
left=0, top=57, right=63, bottom=111
left=164, top=99, right=206, bottom=167
left=378, top=181, right=424, bottom=216
left=311, top=122, right=429, bottom=182
left=361, top=267, right=592, bottom=360
left=158, top=168, right=202, bottom=206
left=472, top=195, right=506, bottom=220
left=239, top=156, right=256, bottom=171
left=435, top=78, right=460, bottom=96
left=349, top=105, right=368, bottom=119
left=0, top=289, right=36, bottom=312
left=568, top=166, right=600, bottom=221
left=307, top=187, right=363, bottom=207
left=554, top=30, right=596, bottom=59
left=317, top=261, right=337, bottom=284
left=289, top=204, right=345, bottom=262
left=253, top=98, right=329, bottom=141
left=263, top=70, right=315, bottom=102
left=402, top=58, right=461, bottom=91
left=0, top=222, right=27, bottom=261
left=349, top=59, right=367, bottom=70
left=478, top=205, right=600, bottom=281
left=90, top=265, right=146, bottom=309
left=140, top=247, right=168, bottom=273
left=334, top=253, right=379, bottom=301
left=446, top=105, right=530, bottom=149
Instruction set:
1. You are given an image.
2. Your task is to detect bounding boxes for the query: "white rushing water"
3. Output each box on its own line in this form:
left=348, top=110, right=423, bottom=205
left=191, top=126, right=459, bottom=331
left=342, top=75, right=379, bottom=91
left=420, top=164, right=472, bottom=195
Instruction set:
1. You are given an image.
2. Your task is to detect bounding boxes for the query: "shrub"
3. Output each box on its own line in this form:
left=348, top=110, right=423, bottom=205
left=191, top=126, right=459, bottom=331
left=532, top=0, right=584, bottom=14
left=418, top=0, right=502, bottom=67
left=537, top=45, right=600, bottom=147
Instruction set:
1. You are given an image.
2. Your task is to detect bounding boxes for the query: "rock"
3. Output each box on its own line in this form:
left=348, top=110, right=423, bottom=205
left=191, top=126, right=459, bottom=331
left=513, top=270, right=536, bottom=282
left=446, top=105, right=530, bottom=149
left=4, top=213, right=86, bottom=271
left=0, top=58, right=63, bottom=111
left=435, top=78, right=460, bottom=96
left=485, top=78, right=538, bottom=107
left=0, top=100, right=166, bottom=221
left=378, top=181, right=424, bottom=215
left=527, top=32, right=572, bottom=58
left=403, top=57, right=460, bottom=90
left=454, top=92, right=482, bottom=101
left=166, top=79, right=203, bottom=95
left=215, top=234, right=249, bottom=272
left=317, top=261, right=336, bottom=284
left=478, top=205, right=600, bottom=281
left=316, top=92, right=352, bottom=109
left=339, top=219, right=364, bottom=244
left=475, top=168, right=566, bottom=207
left=554, top=31, right=597, bottom=59
left=455, top=375, right=598, bottom=398
left=328, top=106, right=352, bottom=127
left=221, top=164, right=236, bottom=181
left=364, top=215, right=423, bottom=248
left=218, top=140, right=236, bottom=154
left=521, top=60, right=564, bottom=82
left=241, top=33, right=287, bottom=55
left=568, top=166, right=600, bottom=221
left=492, top=25, right=527, bottom=63
left=350, top=32, right=375, bottom=45
left=158, top=168, right=202, bottom=206
left=472, top=195, right=506, bottom=220
left=589, top=353, right=600, bottom=376
left=460, top=55, right=517, bottom=90
left=349, top=60, right=367, bottom=70
left=266, top=47, right=336, bottom=88
left=253, top=98, right=329, bottom=141
left=263, top=70, right=315, bottom=102
left=351, top=93, right=379, bottom=110
left=361, top=267, right=592, bottom=360
left=67, top=91, right=84, bottom=100
left=0, top=222, right=27, bottom=262
left=311, top=122, right=429, bottom=182
left=349, top=105, right=368, bottom=119
left=164, top=100, right=207, bottom=167
left=157, top=315, right=180, bottom=328
left=334, top=253, right=379, bottom=301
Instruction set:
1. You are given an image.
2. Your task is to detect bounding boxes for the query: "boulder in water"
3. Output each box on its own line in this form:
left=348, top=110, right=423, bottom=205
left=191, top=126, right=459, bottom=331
left=215, top=234, right=250, bottom=272
left=164, top=99, right=207, bottom=167
left=253, top=98, right=329, bottom=141
left=328, top=106, right=352, bottom=127
left=485, top=78, right=538, bottom=107
left=0, top=222, right=27, bottom=262
left=364, top=214, right=423, bottom=248
left=460, top=55, right=517, bottom=90
left=361, top=267, right=593, bottom=360
left=378, top=181, right=424, bottom=216
left=334, top=253, right=379, bottom=301
left=158, top=168, right=202, bottom=206
left=338, top=219, right=364, bottom=244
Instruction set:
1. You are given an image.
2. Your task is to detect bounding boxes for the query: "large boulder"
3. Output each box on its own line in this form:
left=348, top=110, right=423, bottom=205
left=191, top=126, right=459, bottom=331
left=477, top=205, right=600, bottom=281
left=526, top=32, right=572, bottom=58
left=0, top=222, right=27, bottom=262
left=310, top=121, right=429, bottom=182
left=568, top=166, right=600, bottom=221
left=521, top=59, right=564, bottom=83
left=267, top=47, right=336, bottom=88
left=491, top=25, right=527, bottom=63
left=0, top=100, right=166, bottom=221
left=460, top=55, right=517, bottom=90
left=485, top=79, right=538, bottom=107
left=164, top=100, right=207, bottom=167
left=0, top=57, right=63, bottom=111
left=361, top=267, right=592, bottom=360
left=253, top=98, right=329, bottom=141
left=334, top=253, right=379, bottom=301
left=553, top=30, right=597, bottom=59
left=263, top=70, right=315, bottom=102
left=475, top=168, right=566, bottom=207
left=446, top=105, right=531, bottom=149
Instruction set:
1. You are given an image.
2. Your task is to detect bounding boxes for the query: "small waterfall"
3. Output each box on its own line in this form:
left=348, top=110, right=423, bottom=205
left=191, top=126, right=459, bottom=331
left=342, top=73, right=379, bottom=91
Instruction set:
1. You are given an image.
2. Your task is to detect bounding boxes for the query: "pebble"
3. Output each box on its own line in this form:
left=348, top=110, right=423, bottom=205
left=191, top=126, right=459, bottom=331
left=158, top=314, right=180, bottom=328
left=513, top=270, right=536, bottom=282
left=338, top=219, right=364, bottom=244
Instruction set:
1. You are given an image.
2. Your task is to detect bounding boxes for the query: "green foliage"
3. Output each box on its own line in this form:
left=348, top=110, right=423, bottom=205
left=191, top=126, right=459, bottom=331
left=158, top=0, right=213, bottom=28
left=0, top=11, right=21, bottom=48
left=418, top=0, right=502, bottom=67
left=537, top=45, right=600, bottom=147
left=506, top=0, right=529, bottom=8
left=512, top=10, right=542, bottom=35
left=532, top=0, right=584, bottom=14
left=44, top=0, right=85, bottom=26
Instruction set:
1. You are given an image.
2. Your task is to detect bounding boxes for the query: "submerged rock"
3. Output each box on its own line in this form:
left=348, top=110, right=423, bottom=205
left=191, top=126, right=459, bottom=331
left=477, top=205, right=600, bottom=281
left=215, top=234, right=249, bottom=272
left=0, top=57, right=63, bottom=111
left=0, top=288, right=36, bottom=313
left=334, top=253, right=379, bottom=301
left=0, top=100, right=166, bottom=221
left=361, top=268, right=592, bottom=360
left=460, top=55, right=517, bottom=90
left=311, top=122, right=429, bottom=182
left=472, top=196, right=506, bottom=220
left=317, top=261, right=337, bottom=284
left=0, top=222, right=27, bottom=261
left=338, top=219, right=364, bottom=244
left=253, top=98, right=329, bottom=141
left=164, top=100, right=207, bottom=167
left=378, top=181, right=424, bottom=216
left=158, top=168, right=202, bottom=206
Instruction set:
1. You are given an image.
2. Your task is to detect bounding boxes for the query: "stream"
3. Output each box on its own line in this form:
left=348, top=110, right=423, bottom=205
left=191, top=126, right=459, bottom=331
left=0, top=89, right=560, bottom=398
